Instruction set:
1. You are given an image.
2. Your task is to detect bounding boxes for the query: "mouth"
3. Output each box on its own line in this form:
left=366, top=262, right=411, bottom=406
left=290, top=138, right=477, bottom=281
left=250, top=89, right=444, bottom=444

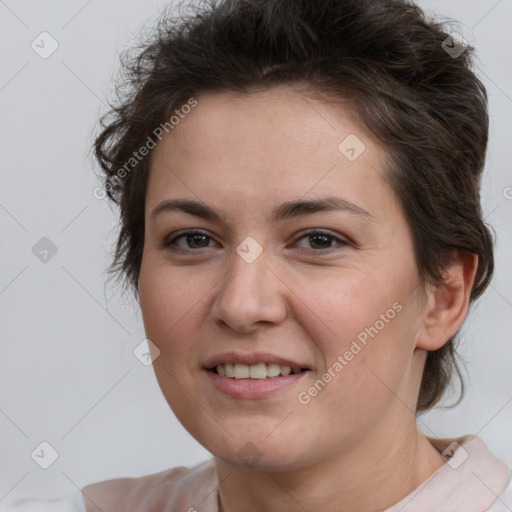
left=204, top=361, right=311, bottom=399
left=203, top=352, right=312, bottom=398
left=208, top=363, right=309, bottom=379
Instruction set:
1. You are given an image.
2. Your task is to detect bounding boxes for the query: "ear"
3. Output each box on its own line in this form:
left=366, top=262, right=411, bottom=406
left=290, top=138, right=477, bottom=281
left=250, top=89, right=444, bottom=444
left=416, top=251, right=479, bottom=351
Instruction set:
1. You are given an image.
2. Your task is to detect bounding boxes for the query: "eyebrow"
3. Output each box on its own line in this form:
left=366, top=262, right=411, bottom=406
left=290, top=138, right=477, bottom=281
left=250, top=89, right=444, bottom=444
left=150, top=196, right=374, bottom=224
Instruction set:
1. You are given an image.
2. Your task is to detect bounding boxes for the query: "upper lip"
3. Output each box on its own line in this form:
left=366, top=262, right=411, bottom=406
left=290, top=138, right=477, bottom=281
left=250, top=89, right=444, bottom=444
left=203, top=352, right=311, bottom=370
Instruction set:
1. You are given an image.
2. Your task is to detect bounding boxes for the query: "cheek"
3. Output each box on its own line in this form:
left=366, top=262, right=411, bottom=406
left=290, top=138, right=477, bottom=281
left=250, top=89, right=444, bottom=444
left=297, top=270, right=414, bottom=396
left=293, top=271, right=396, bottom=356
left=138, top=262, right=205, bottom=418
left=138, top=261, right=199, bottom=352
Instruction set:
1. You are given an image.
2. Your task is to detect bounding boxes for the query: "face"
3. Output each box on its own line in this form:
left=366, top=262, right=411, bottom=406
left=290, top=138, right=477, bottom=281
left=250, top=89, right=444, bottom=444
left=138, top=86, right=428, bottom=471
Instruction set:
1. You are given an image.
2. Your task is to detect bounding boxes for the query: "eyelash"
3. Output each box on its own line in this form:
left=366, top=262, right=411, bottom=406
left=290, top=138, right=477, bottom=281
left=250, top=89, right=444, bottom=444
left=163, top=229, right=349, bottom=254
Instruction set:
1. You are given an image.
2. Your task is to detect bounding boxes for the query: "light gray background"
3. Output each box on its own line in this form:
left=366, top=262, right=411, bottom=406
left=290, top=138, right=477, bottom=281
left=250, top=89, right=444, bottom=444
left=1, top=0, right=511, bottom=505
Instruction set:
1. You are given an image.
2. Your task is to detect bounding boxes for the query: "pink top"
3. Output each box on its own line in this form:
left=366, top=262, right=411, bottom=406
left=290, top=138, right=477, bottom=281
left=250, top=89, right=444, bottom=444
left=7, top=434, right=512, bottom=511
left=80, top=434, right=512, bottom=512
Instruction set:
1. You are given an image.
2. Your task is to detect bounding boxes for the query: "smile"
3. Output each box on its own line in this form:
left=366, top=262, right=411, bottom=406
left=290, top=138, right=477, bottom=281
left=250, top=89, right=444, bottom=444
left=212, top=363, right=306, bottom=379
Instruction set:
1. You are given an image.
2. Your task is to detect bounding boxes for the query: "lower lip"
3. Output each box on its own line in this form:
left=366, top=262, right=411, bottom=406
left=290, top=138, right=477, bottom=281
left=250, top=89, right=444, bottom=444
left=204, top=369, right=309, bottom=399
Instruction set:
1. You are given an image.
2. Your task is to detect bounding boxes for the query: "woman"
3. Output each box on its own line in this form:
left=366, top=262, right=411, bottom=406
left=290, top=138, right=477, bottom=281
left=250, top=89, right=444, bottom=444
left=9, top=0, right=511, bottom=510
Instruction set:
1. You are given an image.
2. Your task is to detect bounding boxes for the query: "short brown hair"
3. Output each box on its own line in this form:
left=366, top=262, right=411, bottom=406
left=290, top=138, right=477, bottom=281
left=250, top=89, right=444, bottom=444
left=93, top=0, right=495, bottom=413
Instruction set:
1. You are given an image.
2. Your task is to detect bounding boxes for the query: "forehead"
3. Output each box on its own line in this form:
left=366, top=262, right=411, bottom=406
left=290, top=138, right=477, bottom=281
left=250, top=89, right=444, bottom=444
left=167, top=86, right=372, bottom=160
left=147, top=86, right=394, bottom=220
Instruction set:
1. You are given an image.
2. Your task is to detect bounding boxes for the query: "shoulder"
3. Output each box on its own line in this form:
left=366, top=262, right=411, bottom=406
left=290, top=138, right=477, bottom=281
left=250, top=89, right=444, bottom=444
left=403, top=434, right=512, bottom=512
left=81, top=458, right=218, bottom=512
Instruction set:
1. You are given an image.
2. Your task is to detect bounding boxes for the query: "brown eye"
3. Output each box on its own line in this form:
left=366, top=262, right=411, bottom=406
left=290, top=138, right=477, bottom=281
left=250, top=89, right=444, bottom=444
left=294, top=230, right=348, bottom=252
left=164, top=230, right=216, bottom=251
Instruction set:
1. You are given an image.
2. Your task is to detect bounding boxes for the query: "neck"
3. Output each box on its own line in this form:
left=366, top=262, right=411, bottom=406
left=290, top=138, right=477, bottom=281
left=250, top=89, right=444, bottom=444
left=215, top=421, right=445, bottom=512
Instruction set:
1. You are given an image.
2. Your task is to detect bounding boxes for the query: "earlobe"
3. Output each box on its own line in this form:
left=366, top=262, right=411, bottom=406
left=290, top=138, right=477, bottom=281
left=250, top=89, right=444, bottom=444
left=416, top=252, right=479, bottom=351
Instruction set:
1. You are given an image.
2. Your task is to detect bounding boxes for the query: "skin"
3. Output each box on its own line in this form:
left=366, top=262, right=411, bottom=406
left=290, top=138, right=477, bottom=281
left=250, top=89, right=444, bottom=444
left=131, top=85, right=478, bottom=512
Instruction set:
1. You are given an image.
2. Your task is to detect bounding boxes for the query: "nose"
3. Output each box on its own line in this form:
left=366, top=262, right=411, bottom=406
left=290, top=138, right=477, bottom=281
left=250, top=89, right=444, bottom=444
left=209, top=247, right=287, bottom=333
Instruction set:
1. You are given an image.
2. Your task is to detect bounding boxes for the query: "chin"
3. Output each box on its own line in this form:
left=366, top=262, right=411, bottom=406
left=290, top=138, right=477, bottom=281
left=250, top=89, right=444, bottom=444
left=204, top=432, right=314, bottom=472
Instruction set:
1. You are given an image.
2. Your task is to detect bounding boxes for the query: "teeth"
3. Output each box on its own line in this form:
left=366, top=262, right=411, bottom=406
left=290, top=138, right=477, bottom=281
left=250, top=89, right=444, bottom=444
left=249, top=364, right=266, bottom=379
left=267, top=363, right=281, bottom=377
left=214, top=363, right=304, bottom=379
left=280, top=365, right=291, bottom=376
left=234, top=363, right=249, bottom=379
